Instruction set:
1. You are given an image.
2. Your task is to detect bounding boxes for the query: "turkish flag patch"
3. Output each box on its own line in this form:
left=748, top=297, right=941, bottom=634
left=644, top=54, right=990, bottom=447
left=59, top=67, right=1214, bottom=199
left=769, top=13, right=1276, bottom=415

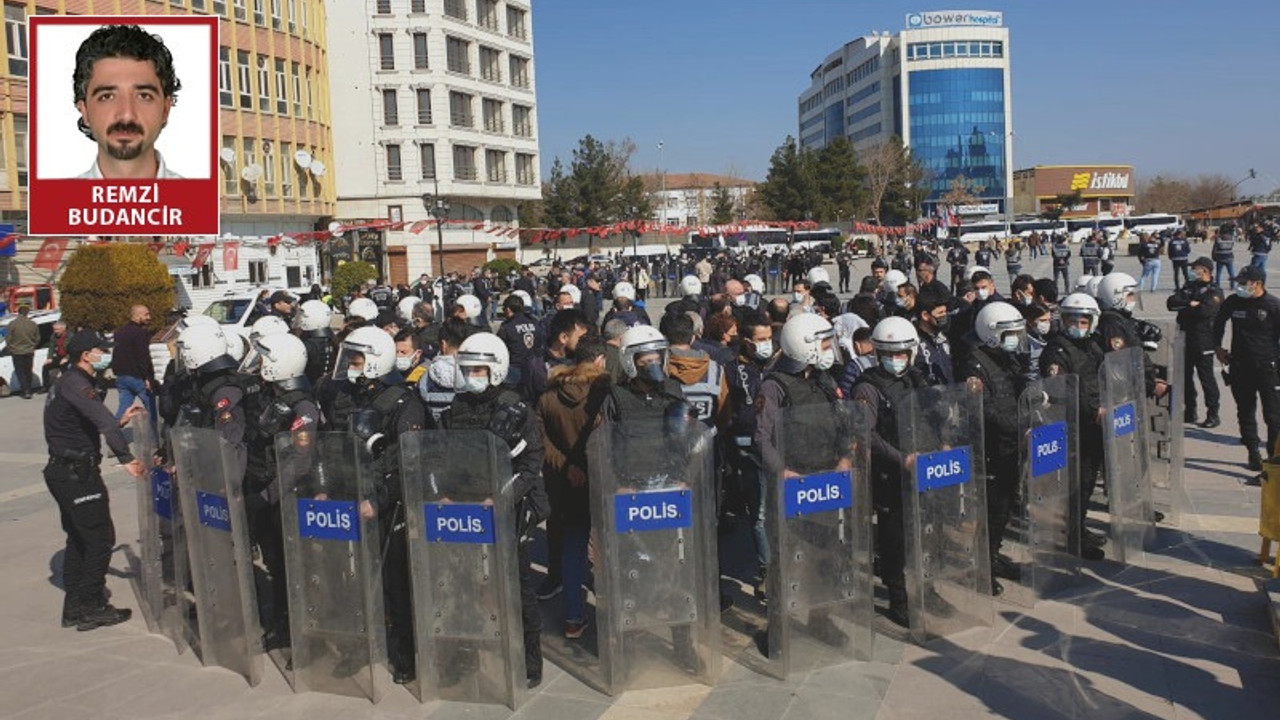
left=216, top=397, right=230, bottom=410
left=290, top=416, right=311, bottom=431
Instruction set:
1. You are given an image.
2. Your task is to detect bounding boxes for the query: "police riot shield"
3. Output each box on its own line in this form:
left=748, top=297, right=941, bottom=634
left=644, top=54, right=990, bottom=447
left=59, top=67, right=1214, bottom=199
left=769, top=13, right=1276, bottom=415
left=171, top=426, right=263, bottom=686
left=275, top=431, right=387, bottom=701
left=1144, top=319, right=1187, bottom=525
left=126, top=416, right=186, bottom=650
left=732, top=401, right=873, bottom=678
left=900, top=382, right=993, bottom=643
left=1100, top=347, right=1152, bottom=564
left=567, top=418, right=719, bottom=695
left=1006, top=375, right=1081, bottom=607
left=400, top=430, right=526, bottom=709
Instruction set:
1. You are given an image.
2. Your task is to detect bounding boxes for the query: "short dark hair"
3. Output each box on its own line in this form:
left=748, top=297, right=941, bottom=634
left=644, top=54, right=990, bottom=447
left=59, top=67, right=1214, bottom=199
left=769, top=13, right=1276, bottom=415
left=549, top=308, right=588, bottom=341
left=393, top=328, right=418, bottom=348
left=440, top=317, right=475, bottom=349
left=573, top=336, right=607, bottom=364
left=1011, top=274, right=1035, bottom=295
left=74, top=25, right=182, bottom=140
left=503, top=294, right=524, bottom=313
left=1021, top=302, right=1052, bottom=322
left=816, top=294, right=842, bottom=317
left=660, top=311, right=695, bottom=345
left=1033, top=278, right=1059, bottom=304
left=740, top=314, right=770, bottom=341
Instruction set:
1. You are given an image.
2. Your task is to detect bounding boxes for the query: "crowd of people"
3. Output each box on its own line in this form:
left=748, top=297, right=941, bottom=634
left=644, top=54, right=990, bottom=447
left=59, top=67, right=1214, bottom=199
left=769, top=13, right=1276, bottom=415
left=39, top=218, right=1280, bottom=694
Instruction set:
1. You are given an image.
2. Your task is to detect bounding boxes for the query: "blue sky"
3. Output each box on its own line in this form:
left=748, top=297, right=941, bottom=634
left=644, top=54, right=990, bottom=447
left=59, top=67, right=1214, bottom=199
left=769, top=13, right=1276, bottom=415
left=531, top=1, right=1280, bottom=195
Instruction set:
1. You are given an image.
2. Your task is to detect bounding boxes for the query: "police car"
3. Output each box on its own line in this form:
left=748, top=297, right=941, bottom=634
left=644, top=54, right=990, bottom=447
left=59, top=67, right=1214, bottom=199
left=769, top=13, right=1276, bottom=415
left=0, top=309, right=62, bottom=396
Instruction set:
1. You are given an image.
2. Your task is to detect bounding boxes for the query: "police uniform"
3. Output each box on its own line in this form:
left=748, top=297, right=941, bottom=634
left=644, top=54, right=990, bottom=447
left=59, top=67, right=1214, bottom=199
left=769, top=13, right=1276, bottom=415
left=498, top=309, right=545, bottom=397
left=1051, top=239, right=1072, bottom=292
left=322, top=375, right=426, bottom=682
left=300, top=328, right=335, bottom=386
left=914, top=326, right=953, bottom=387
left=1040, top=332, right=1106, bottom=558
left=1167, top=272, right=1222, bottom=424
left=850, top=364, right=929, bottom=622
left=1079, top=239, right=1101, bottom=277
left=440, top=386, right=548, bottom=685
left=975, top=246, right=996, bottom=269
left=1212, top=233, right=1237, bottom=287
left=1167, top=235, right=1191, bottom=290
left=962, top=344, right=1027, bottom=588
left=1212, top=281, right=1280, bottom=466
left=946, top=244, right=970, bottom=293
left=1097, top=308, right=1158, bottom=395
left=43, top=334, right=137, bottom=629
left=726, top=352, right=768, bottom=579
left=243, top=378, right=320, bottom=642
left=1004, top=245, right=1023, bottom=277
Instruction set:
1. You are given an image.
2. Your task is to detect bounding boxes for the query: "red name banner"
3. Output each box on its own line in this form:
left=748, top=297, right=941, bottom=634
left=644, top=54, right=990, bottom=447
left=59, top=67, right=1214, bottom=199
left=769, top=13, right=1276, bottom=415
left=28, top=179, right=219, bottom=236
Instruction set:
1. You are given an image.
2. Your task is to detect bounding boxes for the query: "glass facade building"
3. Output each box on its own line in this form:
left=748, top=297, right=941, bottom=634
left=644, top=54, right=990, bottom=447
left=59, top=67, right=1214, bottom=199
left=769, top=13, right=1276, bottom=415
left=907, top=68, right=1007, bottom=214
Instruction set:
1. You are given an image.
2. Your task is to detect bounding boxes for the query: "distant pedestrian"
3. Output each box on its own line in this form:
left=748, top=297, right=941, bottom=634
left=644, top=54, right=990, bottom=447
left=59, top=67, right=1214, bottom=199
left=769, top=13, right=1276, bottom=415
left=111, top=305, right=157, bottom=432
left=7, top=305, right=40, bottom=398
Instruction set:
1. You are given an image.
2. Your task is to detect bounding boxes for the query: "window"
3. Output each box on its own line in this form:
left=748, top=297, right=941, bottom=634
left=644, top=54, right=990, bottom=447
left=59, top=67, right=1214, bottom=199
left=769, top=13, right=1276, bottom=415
left=378, top=33, right=395, bottom=70
left=453, top=145, right=477, bottom=180
left=290, top=62, right=302, bottom=115
left=449, top=91, right=473, bottom=127
left=213, top=0, right=226, bottom=14
left=491, top=205, right=513, bottom=224
left=444, top=0, right=466, bottom=21
left=233, top=0, right=247, bottom=22
left=300, top=0, right=309, bottom=34
left=274, top=59, right=287, bottom=114
left=285, top=265, right=302, bottom=288
left=418, top=143, right=435, bottom=179
left=846, top=101, right=880, bottom=126
left=512, top=104, right=532, bottom=137
left=242, top=137, right=258, bottom=194
left=415, top=88, right=432, bottom=124
left=508, top=55, right=529, bottom=88
left=256, top=55, right=270, bottom=111
left=287, top=0, right=297, bottom=32
left=280, top=141, right=293, bottom=197
left=253, top=0, right=265, bottom=25
left=478, top=0, right=499, bottom=30
left=482, top=98, right=503, bottom=133
left=382, top=88, right=399, bottom=125
left=263, top=140, right=276, bottom=196
left=376, top=0, right=390, bottom=13
left=4, top=4, right=27, bottom=77
left=305, top=66, right=314, bottom=119
left=270, top=0, right=282, bottom=29
left=413, top=32, right=428, bottom=69
left=411, top=0, right=425, bottom=12
left=191, top=264, right=214, bottom=289
left=386, top=144, right=403, bottom=181
left=192, top=0, right=208, bottom=10
left=388, top=205, right=403, bottom=223
left=485, top=149, right=507, bottom=183
left=479, top=46, right=501, bottom=82
left=249, top=260, right=268, bottom=284
left=516, top=153, right=535, bottom=185
left=237, top=50, right=252, bottom=108
left=506, top=6, right=526, bottom=39
left=13, top=114, right=26, bottom=187
left=446, top=36, right=470, bottom=74
left=223, top=136, right=238, bottom=195
left=218, top=47, right=233, bottom=106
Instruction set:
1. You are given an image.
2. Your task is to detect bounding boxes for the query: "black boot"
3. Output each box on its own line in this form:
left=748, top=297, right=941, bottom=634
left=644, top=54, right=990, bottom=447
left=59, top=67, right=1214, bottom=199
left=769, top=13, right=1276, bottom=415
left=1200, top=411, right=1220, bottom=429
left=1183, top=408, right=1198, bottom=425
left=1247, top=447, right=1263, bottom=472
left=883, top=586, right=910, bottom=628
left=76, top=604, right=131, bottom=631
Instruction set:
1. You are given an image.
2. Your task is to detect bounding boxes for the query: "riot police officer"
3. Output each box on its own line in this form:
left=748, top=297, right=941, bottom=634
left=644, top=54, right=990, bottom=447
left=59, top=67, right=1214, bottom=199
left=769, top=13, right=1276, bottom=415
left=1095, top=272, right=1168, bottom=400
left=1212, top=224, right=1238, bottom=287
left=974, top=241, right=996, bottom=269
left=496, top=291, right=544, bottom=397
left=1167, top=257, right=1222, bottom=428
left=1168, top=231, right=1192, bottom=291
left=438, top=333, right=549, bottom=688
left=1080, top=235, right=1101, bottom=277
left=851, top=317, right=932, bottom=626
left=1213, top=266, right=1280, bottom=474
left=962, top=302, right=1029, bottom=594
left=326, top=326, right=427, bottom=684
left=913, top=295, right=953, bottom=386
left=601, top=281, right=652, bottom=328
left=1004, top=240, right=1023, bottom=278
left=294, top=299, right=335, bottom=387
left=1039, top=293, right=1107, bottom=560
left=175, top=323, right=257, bottom=456
left=1051, top=235, right=1072, bottom=293
left=946, top=241, right=970, bottom=294
left=725, top=315, right=774, bottom=598
left=666, top=276, right=708, bottom=323
left=242, top=333, right=320, bottom=648
left=44, top=331, right=145, bottom=630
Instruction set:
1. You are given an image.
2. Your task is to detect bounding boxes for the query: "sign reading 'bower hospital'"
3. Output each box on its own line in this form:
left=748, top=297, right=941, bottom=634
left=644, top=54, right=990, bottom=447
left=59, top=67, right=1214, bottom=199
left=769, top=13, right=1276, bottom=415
left=906, top=10, right=1004, bottom=29
left=26, top=16, right=220, bottom=236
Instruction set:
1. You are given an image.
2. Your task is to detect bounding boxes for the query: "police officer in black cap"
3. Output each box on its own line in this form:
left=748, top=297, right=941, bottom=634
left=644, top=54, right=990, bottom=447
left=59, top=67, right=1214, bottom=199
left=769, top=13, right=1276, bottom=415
left=946, top=240, right=970, bottom=293
left=1167, top=231, right=1192, bottom=291
left=44, top=331, right=145, bottom=630
left=1167, top=257, right=1222, bottom=428
left=1213, top=265, right=1280, bottom=475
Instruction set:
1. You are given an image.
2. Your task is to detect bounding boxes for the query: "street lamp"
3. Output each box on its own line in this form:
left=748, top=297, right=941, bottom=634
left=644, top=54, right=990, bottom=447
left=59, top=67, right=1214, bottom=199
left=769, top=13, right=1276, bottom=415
left=628, top=204, right=640, bottom=257
left=1233, top=169, right=1258, bottom=199
left=657, top=140, right=666, bottom=228
left=986, top=129, right=1015, bottom=238
left=422, top=184, right=451, bottom=279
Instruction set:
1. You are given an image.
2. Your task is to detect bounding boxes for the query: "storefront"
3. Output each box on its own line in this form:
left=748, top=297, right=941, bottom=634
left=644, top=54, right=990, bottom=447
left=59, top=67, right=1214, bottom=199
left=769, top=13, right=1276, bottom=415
left=1012, top=165, right=1136, bottom=218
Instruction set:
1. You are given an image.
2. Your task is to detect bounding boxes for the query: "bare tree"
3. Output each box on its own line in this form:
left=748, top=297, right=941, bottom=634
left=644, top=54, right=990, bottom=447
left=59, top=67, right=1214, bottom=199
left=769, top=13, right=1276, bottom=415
left=1135, top=175, right=1192, bottom=214
left=941, top=174, right=986, bottom=209
left=1187, top=173, right=1236, bottom=209
left=862, top=140, right=904, bottom=226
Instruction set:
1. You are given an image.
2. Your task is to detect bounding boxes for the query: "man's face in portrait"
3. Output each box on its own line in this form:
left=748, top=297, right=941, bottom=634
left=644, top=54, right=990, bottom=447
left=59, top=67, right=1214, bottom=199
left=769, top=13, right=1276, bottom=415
left=76, top=56, right=171, bottom=163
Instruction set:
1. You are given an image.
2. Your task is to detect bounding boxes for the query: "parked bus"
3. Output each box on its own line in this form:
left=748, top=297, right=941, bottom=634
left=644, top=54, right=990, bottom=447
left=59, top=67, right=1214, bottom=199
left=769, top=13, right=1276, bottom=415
left=1010, top=218, right=1067, bottom=238
left=1124, top=213, right=1184, bottom=235
left=1067, top=217, right=1124, bottom=243
left=955, top=220, right=1007, bottom=245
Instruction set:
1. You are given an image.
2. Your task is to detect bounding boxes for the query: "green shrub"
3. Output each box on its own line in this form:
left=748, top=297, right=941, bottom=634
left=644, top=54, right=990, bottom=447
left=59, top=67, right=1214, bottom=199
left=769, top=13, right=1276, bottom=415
left=59, top=244, right=175, bottom=332
left=331, top=260, right=379, bottom=299
left=484, top=258, right=521, bottom=289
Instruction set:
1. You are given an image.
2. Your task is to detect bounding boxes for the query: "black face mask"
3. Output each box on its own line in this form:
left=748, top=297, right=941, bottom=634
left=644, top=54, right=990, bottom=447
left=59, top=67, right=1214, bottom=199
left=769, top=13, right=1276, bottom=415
left=638, top=363, right=666, bottom=384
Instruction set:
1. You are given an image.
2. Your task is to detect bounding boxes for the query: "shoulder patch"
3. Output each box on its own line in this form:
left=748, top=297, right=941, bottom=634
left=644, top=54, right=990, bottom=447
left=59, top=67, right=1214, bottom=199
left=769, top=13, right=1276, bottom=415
left=218, top=410, right=233, bottom=425
left=1110, top=337, right=1125, bottom=350
left=216, top=397, right=230, bottom=410
left=1047, top=364, right=1061, bottom=376
left=290, top=415, right=312, bottom=431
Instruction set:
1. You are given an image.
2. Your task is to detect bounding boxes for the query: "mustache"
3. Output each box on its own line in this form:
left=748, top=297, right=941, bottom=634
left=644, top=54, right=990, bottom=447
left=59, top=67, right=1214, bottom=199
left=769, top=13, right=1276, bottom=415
left=107, top=122, right=145, bottom=135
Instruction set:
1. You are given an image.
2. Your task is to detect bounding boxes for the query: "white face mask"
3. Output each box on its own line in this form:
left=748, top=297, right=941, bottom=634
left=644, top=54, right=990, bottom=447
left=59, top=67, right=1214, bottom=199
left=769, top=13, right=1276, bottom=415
left=793, top=291, right=806, bottom=303
left=815, top=348, right=836, bottom=371
left=733, top=293, right=746, bottom=307
left=395, top=355, right=415, bottom=372
left=976, top=288, right=991, bottom=301
left=91, top=353, right=112, bottom=370
left=753, top=340, right=773, bottom=361
left=347, top=368, right=364, bottom=383
left=461, top=375, right=489, bottom=394
left=1124, top=299, right=1137, bottom=312
left=1035, top=320, right=1052, bottom=336
left=881, top=356, right=908, bottom=376
left=1001, top=334, right=1021, bottom=352
left=1236, top=285, right=1250, bottom=298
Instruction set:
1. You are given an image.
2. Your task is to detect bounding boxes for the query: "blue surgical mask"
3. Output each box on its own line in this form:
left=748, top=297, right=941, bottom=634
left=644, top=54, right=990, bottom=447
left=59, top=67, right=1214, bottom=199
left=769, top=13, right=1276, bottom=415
left=91, top=353, right=112, bottom=370
left=881, top=356, right=908, bottom=376
left=639, top=362, right=666, bottom=383
left=1066, top=326, right=1089, bottom=340
left=753, top=340, right=774, bottom=361
left=347, top=369, right=364, bottom=383
left=1236, top=285, right=1251, bottom=298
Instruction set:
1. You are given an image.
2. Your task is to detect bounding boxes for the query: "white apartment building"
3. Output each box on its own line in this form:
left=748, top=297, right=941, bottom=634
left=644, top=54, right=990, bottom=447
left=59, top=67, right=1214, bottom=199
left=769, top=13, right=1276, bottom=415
left=327, top=0, right=541, bottom=283
left=797, top=10, right=1012, bottom=218
left=643, top=173, right=754, bottom=227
